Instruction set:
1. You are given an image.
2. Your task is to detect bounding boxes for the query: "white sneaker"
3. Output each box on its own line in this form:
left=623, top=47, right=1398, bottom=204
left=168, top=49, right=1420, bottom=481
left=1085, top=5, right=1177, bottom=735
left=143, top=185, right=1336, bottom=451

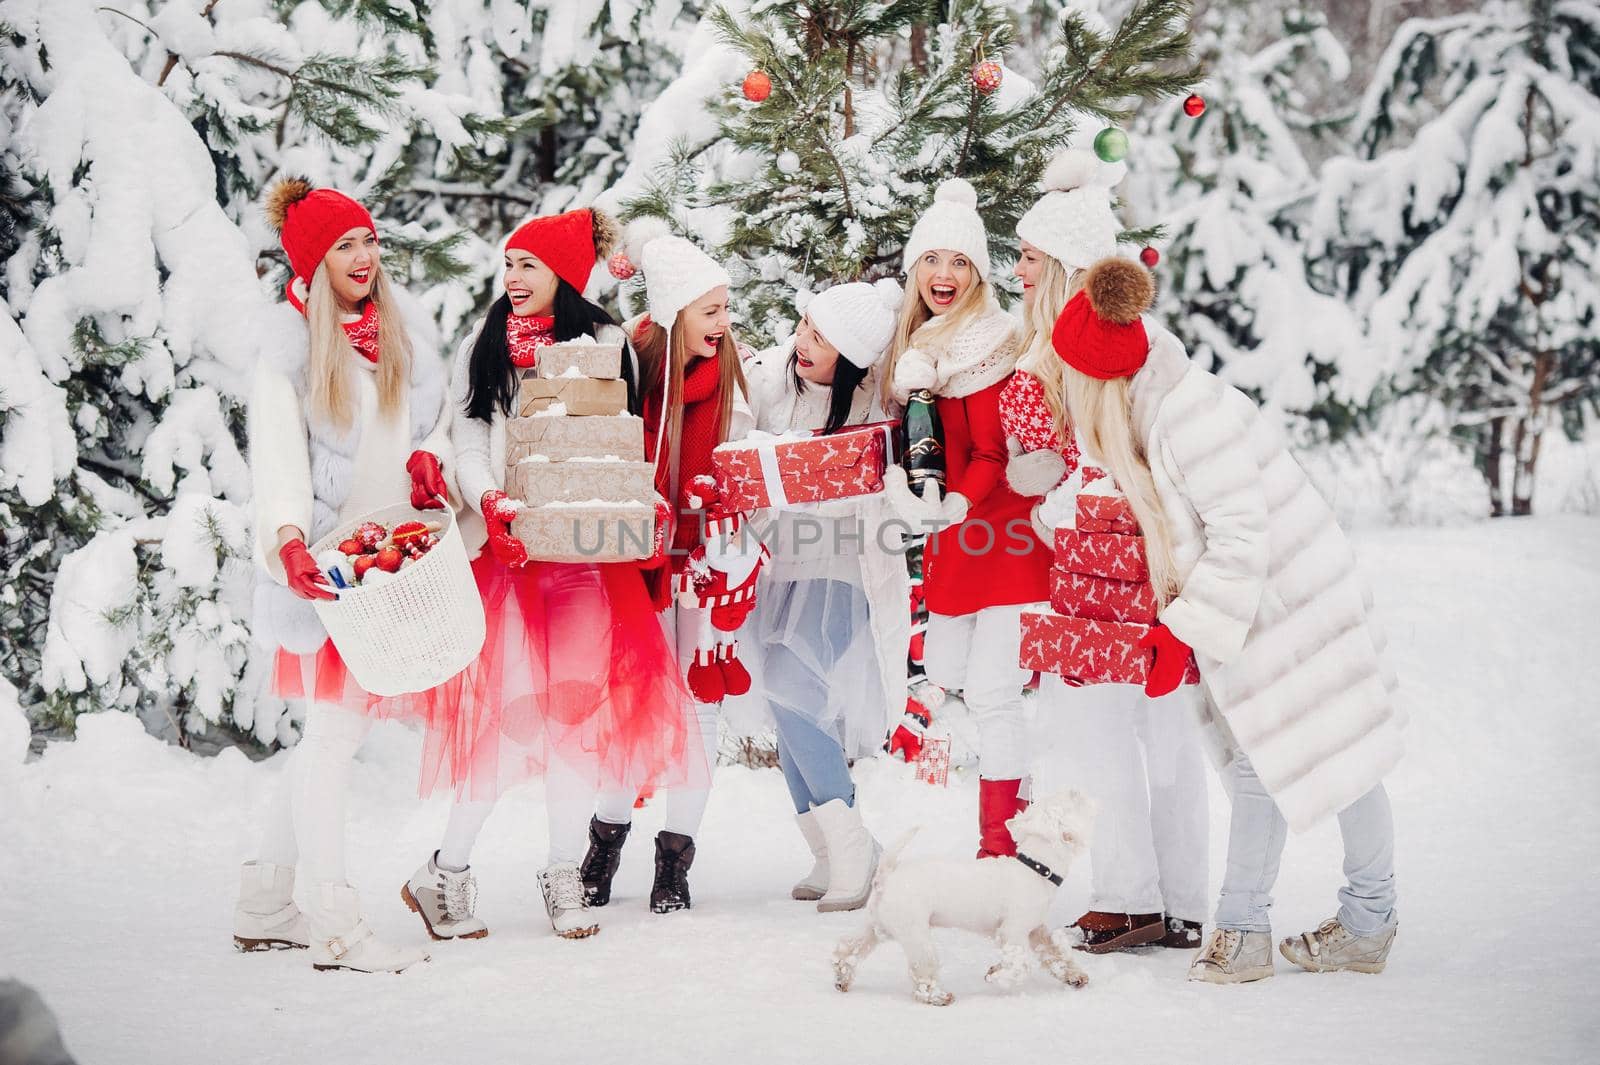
left=304, top=882, right=429, bottom=973
left=1187, top=928, right=1274, bottom=984
left=1280, top=917, right=1396, bottom=974
left=401, top=852, right=489, bottom=941
left=539, top=862, right=599, bottom=939
left=791, top=810, right=829, bottom=901
left=812, top=798, right=879, bottom=914
left=233, top=861, right=309, bottom=952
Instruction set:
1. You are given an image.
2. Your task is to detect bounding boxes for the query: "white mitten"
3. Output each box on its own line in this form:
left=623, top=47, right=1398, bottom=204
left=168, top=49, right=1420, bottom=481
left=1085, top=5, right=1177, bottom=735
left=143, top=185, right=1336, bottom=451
left=1006, top=438, right=1069, bottom=497
left=884, top=466, right=967, bottom=532
left=891, top=346, right=939, bottom=403
left=1036, top=478, right=1077, bottom=532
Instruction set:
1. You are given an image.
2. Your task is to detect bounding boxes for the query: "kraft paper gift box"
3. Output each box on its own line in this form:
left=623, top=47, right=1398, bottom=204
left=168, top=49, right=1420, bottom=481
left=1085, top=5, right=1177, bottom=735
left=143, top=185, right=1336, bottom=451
left=1018, top=611, right=1199, bottom=687
left=504, top=412, right=645, bottom=464
left=510, top=500, right=655, bottom=564
left=511, top=457, right=657, bottom=508
left=524, top=341, right=623, bottom=381
left=1049, top=568, right=1159, bottom=624
left=1054, top=528, right=1149, bottom=583
left=518, top=377, right=629, bottom=417
left=711, top=421, right=894, bottom=511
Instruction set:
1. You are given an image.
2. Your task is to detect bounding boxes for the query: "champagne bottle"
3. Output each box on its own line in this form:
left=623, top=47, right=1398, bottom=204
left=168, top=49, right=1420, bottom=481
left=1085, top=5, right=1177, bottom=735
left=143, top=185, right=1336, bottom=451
left=900, top=388, right=946, bottom=501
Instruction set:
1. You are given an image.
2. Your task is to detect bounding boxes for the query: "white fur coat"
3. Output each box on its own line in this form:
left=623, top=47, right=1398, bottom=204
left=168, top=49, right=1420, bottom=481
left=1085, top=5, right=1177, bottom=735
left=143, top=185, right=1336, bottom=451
left=1133, top=323, right=1403, bottom=832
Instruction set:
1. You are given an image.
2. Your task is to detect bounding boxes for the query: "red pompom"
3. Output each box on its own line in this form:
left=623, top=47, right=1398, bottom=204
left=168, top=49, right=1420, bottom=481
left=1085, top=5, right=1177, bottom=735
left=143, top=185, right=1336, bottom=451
left=1183, top=93, right=1206, bottom=118
left=971, top=60, right=1002, bottom=95
left=607, top=252, right=636, bottom=280
left=1140, top=246, right=1161, bottom=267
left=742, top=70, right=771, bottom=102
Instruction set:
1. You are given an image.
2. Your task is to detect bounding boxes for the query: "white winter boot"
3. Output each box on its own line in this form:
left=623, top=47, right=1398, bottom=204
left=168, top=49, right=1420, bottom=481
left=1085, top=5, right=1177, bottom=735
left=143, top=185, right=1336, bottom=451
left=304, top=882, right=429, bottom=973
left=1280, top=917, right=1396, bottom=974
left=233, top=861, right=309, bottom=952
left=538, top=862, right=599, bottom=939
left=1187, top=928, right=1274, bottom=984
left=792, top=810, right=829, bottom=901
left=812, top=798, right=879, bottom=914
left=401, top=852, right=489, bottom=941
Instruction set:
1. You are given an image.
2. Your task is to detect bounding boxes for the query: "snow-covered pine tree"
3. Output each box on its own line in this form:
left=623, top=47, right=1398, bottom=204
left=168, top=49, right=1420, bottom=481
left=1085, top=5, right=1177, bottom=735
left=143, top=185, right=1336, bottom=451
left=1127, top=2, right=1371, bottom=433
left=608, top=0, right=1199, bottom=345
left=1308, top=0, right=1600, bottom=516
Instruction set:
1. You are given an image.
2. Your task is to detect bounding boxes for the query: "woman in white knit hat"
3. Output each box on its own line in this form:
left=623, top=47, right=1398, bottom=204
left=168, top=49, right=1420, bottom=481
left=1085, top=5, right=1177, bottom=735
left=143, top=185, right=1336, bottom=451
left=997, top=148, right=1210, bottom=954
left=740, top=278, right=910, bottom=911
left=579, top=219, right=756, bottom=916
left=880, top=177, right=1050, bottom=860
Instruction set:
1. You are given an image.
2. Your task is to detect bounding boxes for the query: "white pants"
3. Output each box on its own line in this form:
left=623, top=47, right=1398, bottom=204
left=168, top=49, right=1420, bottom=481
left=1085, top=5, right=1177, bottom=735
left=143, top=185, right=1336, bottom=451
left=255, top=702, right=374, bottom=887
left=923, top=605, right=1031, bottom=781
left=1037, top=677, right=1210, bottom=921
left=594, top=603, right=720, bottom=838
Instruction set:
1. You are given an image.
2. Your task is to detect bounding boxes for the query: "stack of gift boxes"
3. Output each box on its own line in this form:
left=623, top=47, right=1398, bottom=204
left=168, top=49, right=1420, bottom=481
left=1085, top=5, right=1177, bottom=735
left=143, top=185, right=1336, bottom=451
left=1019, top=471, right=1199, bottom=687
left=505, top=341, right=657, bottom=562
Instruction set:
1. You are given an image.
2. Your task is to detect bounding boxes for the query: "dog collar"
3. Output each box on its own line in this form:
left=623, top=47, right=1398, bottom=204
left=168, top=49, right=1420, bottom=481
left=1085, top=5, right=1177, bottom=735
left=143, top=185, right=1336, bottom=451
left=1014, top=852, right=1063, bottom=886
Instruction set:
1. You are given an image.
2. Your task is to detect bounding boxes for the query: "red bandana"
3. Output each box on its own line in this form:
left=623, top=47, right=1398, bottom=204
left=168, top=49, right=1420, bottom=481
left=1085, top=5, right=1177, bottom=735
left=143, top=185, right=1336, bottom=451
left=506, top=313, right=555, bottom=368
left=341, top=302, right=380, bottom=363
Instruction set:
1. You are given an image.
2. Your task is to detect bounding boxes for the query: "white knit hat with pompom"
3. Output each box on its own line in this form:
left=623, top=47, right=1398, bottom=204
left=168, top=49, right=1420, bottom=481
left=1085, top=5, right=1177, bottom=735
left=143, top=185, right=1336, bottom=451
left=807, top=278, right=903, bottom=369
left=623, top=216, right=731, bottom=333
left=902, top=178, right=991, bottom=278
left=1016, top=148, right=1122, bottom=271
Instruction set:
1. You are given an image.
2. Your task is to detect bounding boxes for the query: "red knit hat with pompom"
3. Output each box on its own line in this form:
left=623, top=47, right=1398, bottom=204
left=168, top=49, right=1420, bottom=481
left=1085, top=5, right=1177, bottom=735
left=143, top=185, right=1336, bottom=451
left=505, top=208, right=618, bottom=295
left=264, top=177, right=376, bottom=285
left=1051, top=256, right=1156, bottom=379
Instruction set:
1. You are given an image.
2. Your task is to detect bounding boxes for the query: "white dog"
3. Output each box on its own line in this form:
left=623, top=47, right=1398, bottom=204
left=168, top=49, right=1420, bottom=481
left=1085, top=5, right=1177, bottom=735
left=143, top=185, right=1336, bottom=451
left=832, top=790, right=1095, bottom=1006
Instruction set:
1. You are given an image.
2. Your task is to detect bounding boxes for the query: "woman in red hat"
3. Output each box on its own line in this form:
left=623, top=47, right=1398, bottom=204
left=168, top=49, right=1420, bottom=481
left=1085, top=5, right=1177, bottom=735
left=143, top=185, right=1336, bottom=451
left=400, top=208, right=698, bottom=942
left=234, top=178, right=452, bottom=974
left=1036, top=255, right=1402, bottom=986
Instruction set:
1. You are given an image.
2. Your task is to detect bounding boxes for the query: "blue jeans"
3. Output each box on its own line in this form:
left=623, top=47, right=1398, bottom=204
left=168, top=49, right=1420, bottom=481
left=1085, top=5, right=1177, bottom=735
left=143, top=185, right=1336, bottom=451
left=773, top=707, right=854, bottom=814
left=763, top=580, right=861, bottom=814
left=1214, top=754, right=1398, bottom=937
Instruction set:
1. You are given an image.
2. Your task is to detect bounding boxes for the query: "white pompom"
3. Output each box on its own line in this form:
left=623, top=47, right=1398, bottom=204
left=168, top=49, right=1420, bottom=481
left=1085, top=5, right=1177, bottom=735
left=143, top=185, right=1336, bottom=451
left=1040, top=148, right=1101, bottom=193
left=873, top=277, right=904, bottom=309
left=933, top=177, right=978, bottom=207
left=623, top=215, right=672, bottom=268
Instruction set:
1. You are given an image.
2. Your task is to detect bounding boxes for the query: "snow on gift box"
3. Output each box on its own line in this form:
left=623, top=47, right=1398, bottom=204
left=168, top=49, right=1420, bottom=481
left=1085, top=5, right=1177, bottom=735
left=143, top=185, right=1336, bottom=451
left=526, top=340, right=624, bottom=381
left=308, top=502, right=486, bottom=697
left=711, top=420, right=896, bottom=511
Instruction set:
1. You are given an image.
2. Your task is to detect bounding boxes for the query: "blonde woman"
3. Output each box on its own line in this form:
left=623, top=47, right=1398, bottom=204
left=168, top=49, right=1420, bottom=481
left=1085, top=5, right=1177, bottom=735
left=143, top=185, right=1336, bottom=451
left=235, top=179, right=453, bottom=973
left=880, top=178, right=1050, bottom=859
left=998, top=150, right=1210, bottom=955
left=1040, top=255, right=1402, bottom=984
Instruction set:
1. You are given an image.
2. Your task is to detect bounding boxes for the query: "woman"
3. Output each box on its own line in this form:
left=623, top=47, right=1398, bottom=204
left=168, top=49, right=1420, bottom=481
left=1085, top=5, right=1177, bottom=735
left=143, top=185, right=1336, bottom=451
left=742, top=279, right=909, bottom=911
left=999, top=149, right=1210, bottom=954
left=881, top=178, right=1049, bottom=859
left=234, top=178, right=451, bottom=974
left=400, top=208, right=695, bottom=941
left=1042, top=254, right=1402, bottom=983
left=579, top=220, right=755, bottom=915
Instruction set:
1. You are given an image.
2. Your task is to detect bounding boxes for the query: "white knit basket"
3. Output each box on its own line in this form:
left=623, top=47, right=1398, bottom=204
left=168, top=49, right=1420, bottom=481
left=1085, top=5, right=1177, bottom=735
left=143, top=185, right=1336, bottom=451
left=309, top=502, right=485, bottom=697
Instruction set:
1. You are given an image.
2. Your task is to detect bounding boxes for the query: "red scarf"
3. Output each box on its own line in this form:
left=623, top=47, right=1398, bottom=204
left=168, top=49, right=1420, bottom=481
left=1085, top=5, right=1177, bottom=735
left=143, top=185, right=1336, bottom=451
left=643, top=353, right=725, bottom=577
left=506, top=313, right=555, bottom=368
left=341, top=302, right=380, bottom=363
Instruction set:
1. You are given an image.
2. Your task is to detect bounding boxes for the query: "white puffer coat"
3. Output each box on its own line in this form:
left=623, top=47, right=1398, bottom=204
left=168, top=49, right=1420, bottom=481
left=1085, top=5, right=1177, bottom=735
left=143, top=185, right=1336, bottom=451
left=1133, top=323, right=1403, bottom=832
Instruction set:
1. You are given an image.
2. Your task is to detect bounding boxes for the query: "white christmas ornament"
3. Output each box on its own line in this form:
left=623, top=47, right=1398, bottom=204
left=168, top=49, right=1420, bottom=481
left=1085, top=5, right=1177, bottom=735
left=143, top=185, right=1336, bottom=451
left=776, top=150, right=801, bottom=175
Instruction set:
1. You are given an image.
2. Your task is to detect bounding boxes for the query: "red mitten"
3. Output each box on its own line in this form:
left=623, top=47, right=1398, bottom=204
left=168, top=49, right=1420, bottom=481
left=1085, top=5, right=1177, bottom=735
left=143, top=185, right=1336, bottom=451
left=718, top=643, right=752, bottom=696
left=885, top=698, right=931, bottom=762
left=481, top=490, right=528, bottom=568
left=686, top=647, right=724, bottom=704
left=406, top=450, right=447, bottom=510
left=1139, top=623, right=1194, bottom=699
left=645, top=496, right=673, bottom=568
left=279, top=539, right=336, bottom=602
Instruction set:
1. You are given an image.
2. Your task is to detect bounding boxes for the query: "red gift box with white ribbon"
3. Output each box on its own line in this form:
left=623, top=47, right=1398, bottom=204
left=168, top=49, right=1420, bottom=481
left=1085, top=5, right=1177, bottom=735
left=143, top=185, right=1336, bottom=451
left=712, top=421, right=896, bottom=511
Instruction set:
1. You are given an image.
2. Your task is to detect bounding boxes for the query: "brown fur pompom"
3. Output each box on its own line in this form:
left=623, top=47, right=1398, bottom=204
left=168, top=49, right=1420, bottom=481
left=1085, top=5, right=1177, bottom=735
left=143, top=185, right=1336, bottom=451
left=263, top=176, right=315, bottom=233
left=590, top=208, right=621, bottom=261
left=1084, top=257, right=1155, bottom=325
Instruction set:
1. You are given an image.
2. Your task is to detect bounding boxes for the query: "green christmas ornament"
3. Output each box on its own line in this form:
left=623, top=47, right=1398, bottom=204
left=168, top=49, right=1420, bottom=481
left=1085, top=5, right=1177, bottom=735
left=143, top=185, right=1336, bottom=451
left=1093, top=127, right=1129, bottom=163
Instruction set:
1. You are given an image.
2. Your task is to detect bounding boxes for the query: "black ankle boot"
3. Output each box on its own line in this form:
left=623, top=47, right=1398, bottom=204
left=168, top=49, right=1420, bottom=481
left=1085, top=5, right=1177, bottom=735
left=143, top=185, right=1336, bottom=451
left=579, top=816, right=631, bottom=907
left=650, top=830, right=695, bottom=914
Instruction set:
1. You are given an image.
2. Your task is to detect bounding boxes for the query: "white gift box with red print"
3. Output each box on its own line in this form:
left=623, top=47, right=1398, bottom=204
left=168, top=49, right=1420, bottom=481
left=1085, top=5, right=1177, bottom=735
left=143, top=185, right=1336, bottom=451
left=711, top=420, right=896, bottom=511
left=1019, top=611, right=1200, bottom=686
left=914, top=736, right=951, bottom=787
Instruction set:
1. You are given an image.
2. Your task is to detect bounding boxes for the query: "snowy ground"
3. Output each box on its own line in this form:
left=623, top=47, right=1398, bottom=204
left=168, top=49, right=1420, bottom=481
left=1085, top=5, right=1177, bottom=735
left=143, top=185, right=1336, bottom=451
left=3, top=518, right=1597, bottom=1065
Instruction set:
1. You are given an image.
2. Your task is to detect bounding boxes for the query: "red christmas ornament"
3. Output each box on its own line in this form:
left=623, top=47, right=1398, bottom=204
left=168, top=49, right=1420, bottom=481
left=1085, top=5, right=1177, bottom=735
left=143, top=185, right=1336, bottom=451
left=1140, top=246, right=1161, bottom=267
left=354, top=522, right=386, bottom=550
left=391, top=520, right=429, bottom=547
left=1183, top=93, right=1206, bottom=118
left=352, top=554, right=378, bottom=580
left=337, top=537, right=364, bottom=557
left=607, top=251, right=635, bottom=280
left=971, top=60, right=1002, bottom=95
left=375, top=546, right=404, bottom=573
left=741, top=70, right=771, bottom=103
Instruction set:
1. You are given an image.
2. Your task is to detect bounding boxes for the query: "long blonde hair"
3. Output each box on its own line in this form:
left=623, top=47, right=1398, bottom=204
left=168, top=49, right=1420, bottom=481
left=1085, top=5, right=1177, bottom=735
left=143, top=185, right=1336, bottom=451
left=305, top=261, right=412, bottom=432
left=633, top=317, right=747, bottom=474
left=881, top=273, right=992, bottom=407
left=1063, top=369, right=1178, bottom=605
left=1016, top=256, right=1084, bottom=448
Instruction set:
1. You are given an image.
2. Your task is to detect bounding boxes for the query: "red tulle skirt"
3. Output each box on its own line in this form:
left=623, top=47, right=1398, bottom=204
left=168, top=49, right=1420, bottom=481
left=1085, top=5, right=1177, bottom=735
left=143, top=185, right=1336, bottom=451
left=272, top=641, right=433, bottom=722
left=416, top=554, right=703, bottom=802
